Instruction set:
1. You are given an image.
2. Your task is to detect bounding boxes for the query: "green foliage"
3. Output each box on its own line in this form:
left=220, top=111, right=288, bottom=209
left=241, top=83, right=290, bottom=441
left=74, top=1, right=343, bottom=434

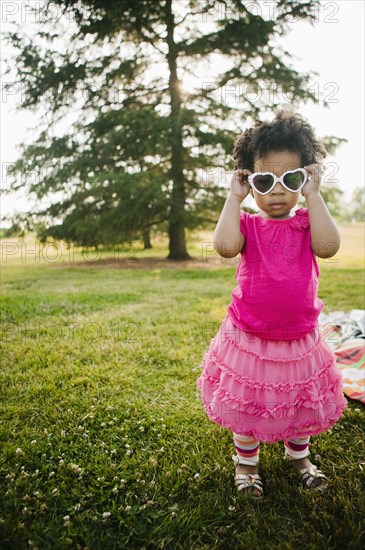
left=347, top=187, right=365, bottom=222
left=3, top=0, right=345, bottom=249
left=319, top=185, right=344, bottom=219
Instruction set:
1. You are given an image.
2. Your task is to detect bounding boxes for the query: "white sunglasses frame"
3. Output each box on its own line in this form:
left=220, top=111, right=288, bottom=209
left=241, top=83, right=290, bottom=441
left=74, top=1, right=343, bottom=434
left=248, top=168, right=309, bottom=195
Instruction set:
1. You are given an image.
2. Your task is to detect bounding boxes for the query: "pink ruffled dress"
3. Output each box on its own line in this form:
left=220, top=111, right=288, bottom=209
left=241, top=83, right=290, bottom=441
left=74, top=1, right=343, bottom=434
left=196, top=208, right=348, bottom=443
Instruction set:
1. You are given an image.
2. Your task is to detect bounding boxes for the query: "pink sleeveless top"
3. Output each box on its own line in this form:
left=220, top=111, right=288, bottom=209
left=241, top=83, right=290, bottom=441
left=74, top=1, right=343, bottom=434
left=227, top=207, right=324, bottom=340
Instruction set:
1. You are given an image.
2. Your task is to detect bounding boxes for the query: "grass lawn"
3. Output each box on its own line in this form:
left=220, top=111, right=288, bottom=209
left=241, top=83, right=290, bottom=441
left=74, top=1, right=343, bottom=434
left=1, top=225, right=364, bottom=549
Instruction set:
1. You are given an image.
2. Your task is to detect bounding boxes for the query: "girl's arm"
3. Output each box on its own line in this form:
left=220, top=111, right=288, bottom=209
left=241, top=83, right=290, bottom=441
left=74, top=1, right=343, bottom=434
left=306, top=193, right=340, bottom=259
left=213, top=169, right=252, bottom=258
left=213, top=194, right=244, bottom=258
left=303, top=164, right=341, bottom=259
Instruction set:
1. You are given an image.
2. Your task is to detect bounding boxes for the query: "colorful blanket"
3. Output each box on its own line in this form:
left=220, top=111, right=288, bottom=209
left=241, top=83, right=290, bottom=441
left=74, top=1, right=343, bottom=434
left=319, top=309, right=365, bottom=404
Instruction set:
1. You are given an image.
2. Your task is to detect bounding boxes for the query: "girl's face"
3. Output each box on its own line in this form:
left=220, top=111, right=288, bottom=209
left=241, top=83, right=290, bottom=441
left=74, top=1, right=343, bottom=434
left=251, top=149, right=302, bottom=219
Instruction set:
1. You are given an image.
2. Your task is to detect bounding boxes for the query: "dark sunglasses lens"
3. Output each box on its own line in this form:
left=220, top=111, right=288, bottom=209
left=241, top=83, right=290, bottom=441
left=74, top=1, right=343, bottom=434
left=252, top=174, right=274, bottom=193
left=283, top=170, right=305, bottom=191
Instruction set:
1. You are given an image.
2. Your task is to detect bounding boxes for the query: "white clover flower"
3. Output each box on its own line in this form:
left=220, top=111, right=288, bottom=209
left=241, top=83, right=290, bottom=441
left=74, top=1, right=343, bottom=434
left=102, top=512, right=111, bottom=519
left=125, top=505, right=131, bottom=511
left=15, top=448, right=24, bottom=455
left=69, top=463, right=82, bottom=475
left=194, top=473, right=200, bottom=480
left=31, top=440, right=37, bottom=445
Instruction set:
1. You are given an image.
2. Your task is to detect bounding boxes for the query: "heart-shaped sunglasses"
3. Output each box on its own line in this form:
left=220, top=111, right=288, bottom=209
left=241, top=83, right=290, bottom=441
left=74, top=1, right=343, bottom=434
left=248, top=168, right=309, bottom=195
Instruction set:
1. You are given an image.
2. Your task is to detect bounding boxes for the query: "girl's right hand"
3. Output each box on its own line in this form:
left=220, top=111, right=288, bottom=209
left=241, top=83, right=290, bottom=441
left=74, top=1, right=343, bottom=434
left=229, top=169, right=253, bottom=202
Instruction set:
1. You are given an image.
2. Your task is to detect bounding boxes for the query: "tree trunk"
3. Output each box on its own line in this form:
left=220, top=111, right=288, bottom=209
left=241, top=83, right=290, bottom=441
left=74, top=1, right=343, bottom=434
left=143, top=227, right=152, bottom=249
left=165, top=0, right=192, bottom=260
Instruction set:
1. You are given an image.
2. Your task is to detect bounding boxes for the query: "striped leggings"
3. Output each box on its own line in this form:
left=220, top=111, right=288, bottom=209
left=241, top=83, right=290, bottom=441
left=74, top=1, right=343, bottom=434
left=233, top=433, right=310, bottom=465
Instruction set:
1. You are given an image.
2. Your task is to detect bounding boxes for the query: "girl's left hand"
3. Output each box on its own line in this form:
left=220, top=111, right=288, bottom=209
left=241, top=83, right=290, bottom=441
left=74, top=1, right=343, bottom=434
left=301, top=163, right=323, bottom=197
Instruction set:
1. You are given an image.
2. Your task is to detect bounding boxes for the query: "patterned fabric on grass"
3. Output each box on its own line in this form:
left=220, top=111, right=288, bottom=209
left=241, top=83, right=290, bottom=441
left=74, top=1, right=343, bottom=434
left=319, top=309, right=365, bottom=404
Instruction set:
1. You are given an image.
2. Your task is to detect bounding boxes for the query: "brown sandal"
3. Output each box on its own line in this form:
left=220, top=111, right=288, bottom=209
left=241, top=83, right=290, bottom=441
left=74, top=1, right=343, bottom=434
left=284, top=448, right=329, bottom=491
left=297, top=464, right=329, bottom=491
left=232, top=454, right=264, bottom=500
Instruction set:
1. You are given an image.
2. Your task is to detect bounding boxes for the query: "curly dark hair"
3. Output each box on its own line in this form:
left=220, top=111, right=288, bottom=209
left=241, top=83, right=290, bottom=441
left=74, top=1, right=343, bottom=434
left=232, top=110, right=327, bottom=171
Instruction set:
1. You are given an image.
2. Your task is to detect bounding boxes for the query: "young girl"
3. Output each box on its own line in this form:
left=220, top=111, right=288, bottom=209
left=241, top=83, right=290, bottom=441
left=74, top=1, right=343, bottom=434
left=196, top=110, right=348, bottom=500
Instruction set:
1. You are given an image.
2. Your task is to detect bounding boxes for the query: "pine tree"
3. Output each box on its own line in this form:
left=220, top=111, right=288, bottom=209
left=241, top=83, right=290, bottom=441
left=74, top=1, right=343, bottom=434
left=3, top=0, right=339, bottom=259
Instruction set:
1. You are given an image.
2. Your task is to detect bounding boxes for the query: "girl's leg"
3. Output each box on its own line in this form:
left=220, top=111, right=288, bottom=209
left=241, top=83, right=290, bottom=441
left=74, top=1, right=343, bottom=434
left=233, top=433, right=260, bottom=465
left=283, top=436, right=310, bottom=460
left=233, top=433, right=263, bottom=498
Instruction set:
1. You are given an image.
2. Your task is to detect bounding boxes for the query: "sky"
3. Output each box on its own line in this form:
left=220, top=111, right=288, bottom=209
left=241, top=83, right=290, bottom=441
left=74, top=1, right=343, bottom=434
left=1, top=0, right=364, bottom=226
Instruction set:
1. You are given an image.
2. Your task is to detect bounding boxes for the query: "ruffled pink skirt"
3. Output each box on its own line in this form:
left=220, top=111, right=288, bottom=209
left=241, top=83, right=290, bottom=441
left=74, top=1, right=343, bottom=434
left=196, top=312, right=348, bottom=443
